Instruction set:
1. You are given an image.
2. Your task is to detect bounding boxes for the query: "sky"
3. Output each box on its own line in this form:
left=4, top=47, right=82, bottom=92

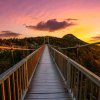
left=0, top=0, right=100, bottom=42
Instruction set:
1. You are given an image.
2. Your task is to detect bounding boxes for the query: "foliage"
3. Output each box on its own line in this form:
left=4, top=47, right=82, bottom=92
left=0, top=34, right=100, bottom=76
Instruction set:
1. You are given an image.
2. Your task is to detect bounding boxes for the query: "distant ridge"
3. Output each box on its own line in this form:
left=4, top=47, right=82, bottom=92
left=63, top=34, right=87, bottom=46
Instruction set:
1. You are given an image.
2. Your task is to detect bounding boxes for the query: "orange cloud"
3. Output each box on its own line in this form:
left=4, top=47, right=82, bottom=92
left=90, top=35, right=100, bottom=42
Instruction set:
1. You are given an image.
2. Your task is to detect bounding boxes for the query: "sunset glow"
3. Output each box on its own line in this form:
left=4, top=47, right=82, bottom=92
left=0, top=0, right=100, bottom=42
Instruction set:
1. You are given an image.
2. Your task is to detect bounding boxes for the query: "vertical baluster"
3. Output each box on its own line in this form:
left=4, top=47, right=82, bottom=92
left=19, top=68, right=22, bottom=97
left=23, top=63, right=26, bottom=90
left=67, top=60, right=71, bottom=89
left=16, top=70, right=20, bottom=100
left=25, top=61, right=29, bottom=89
left=71, top=65, right=73, bottom=93
left=12, top=73, right=16, bottom=100
left=55, top=51, right=56, bottom=63
left=90, top=83, right=93, bottom=100
left=63, top=58, right=66, bottom=80
left=62, top=57, right=64, bottom=76
left=55, top=52, right=59, bottom=67
left=60, top=55, right=62, bottom=73
left=84, top=78, right=88, bottom=100
left=1, top=82, right=5, bottom=100
left=98, top=88, right=100, bottom=100
left=76, top=70, right=80, bottom=100
left=64, top=59, right=67, bottom=81
left=59, top=53, right=61, bottom=70
left=21, top=66, right=24, bottom=94
left=18, top=69, right=21, bottom=98
left=73, top=67, right=76, bottom=98
left=7, top=77, right=11, bottom=100
left=56, top=52, right=58, bottom=65
left=55, top=52, right=59, bottom=64
left=54, top=50, right=55, bottom=61
left=79, top=73, right=83, bottom=100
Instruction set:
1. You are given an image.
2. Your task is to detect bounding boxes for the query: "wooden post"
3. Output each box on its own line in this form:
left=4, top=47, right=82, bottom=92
left=19, top=68, right=22, bottom=97
left=21, top=66, right=24, bottom=94
left=24, top=65, right=26, bottom=90
left=25, top=61, right=29, bottom=89
left=12, top=73, right=16, bottom=100
left=98, top=88, right=100, bottom=100
left=7, top=77, right=11, bottom=100
left=71, top=65, right=73, bottom=93
left=1, top=82, right=5, bottom=100
left=64, top=59, right=67, bottom=81
left=62, top=57, right=65, bottom=76
left=84, top=78, right=87, bottom=100
left=67, top=60, right=71, bottom=89
left=79, top=73, right=83, bottom=100
left=76, top=70, right=80, bottom=100
left=16, top=70, right=20, bottom=100
left=73, top=68, right=76, bottom=98
left=63, top=59, right=66, bottom=80
left=23, top=64, right=26, bottom=90
left=54, top=50, right=55, bottom=60
left=90, top=83, right=93, bottom=100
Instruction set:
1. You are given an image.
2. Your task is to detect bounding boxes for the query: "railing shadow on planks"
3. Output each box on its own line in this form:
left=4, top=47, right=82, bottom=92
left=48, top=45, right=100, bottom=100
left=0, top=45, right=44, bottom=100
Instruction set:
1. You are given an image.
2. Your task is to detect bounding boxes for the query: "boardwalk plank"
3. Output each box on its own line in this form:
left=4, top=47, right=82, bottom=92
left=24, top=45, right=72, bottom=100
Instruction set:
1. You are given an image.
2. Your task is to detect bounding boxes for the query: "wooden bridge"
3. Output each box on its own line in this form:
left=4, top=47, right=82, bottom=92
left=0, top=45, right=100, bottom=100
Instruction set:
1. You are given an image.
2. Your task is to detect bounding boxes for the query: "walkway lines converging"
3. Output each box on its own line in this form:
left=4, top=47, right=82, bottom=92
left=25, top=45, right=72, bottom=100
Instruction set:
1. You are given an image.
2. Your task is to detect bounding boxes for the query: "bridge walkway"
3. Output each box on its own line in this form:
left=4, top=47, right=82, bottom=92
left=24, top=45, right=72, bottom=100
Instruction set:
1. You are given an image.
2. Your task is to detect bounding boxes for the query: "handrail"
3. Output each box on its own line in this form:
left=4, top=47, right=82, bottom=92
left=48, top=45, right=100, bottom=100
left=0, top=46, right=35, bottom=50
left=50, top=46, right=100, bottom=86
left=0, top=45, right=44, bottom=100
left=0, top=47, right=38, bottom=83
left=54, top=42, right=100, bottom=50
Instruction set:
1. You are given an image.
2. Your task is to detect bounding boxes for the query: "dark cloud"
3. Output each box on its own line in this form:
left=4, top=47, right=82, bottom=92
left=26, top=19, right=75, bottom=32
left=0, top=31, right=21, bottom=38
left=90, top=35, right=100, bottom=42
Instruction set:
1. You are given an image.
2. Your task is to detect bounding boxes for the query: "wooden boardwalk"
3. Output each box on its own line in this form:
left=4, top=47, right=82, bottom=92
left=24, top=45, right=72, bottom=100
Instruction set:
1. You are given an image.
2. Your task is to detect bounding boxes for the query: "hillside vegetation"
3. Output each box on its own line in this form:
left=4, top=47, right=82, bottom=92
left=0, top=34, right=100, bottom=76
left=49, top=34, right=100, bottom=76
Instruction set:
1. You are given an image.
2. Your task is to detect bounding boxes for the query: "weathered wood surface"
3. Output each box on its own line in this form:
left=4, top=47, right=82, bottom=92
left=25, top=45, right=72, bottom=100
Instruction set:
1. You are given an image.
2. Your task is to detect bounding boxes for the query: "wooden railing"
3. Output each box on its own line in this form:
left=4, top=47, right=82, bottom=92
left=0, top=45, right=44, bottom=100
left=49, top=45, right=100, bottom=100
